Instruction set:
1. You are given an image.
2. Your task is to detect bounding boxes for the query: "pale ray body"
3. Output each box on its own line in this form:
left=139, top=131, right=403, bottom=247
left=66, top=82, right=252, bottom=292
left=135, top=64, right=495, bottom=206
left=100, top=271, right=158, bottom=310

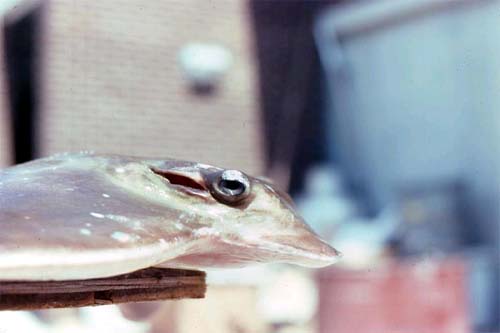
left=0, top=153, right=339, bottom=281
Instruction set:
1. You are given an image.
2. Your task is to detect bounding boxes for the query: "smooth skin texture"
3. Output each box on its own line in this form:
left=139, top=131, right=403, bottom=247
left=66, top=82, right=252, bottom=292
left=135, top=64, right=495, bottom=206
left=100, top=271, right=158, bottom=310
left=0, top=153, right=339, bottom=281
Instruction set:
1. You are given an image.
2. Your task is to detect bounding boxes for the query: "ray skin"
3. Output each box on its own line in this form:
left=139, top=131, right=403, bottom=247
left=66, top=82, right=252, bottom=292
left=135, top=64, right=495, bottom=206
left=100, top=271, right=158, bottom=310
left=0, top=153, right=340, bottom=281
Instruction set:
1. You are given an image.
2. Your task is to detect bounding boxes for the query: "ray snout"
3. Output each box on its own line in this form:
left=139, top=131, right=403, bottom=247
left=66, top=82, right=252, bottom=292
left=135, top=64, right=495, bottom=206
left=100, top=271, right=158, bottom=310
left=259, top=212, right=341, bottom=268
left=265, top=232, right=341, bottom=268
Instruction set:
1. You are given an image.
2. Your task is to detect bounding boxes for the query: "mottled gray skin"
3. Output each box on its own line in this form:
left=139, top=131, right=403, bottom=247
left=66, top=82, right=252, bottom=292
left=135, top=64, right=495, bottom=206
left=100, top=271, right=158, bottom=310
left=0, top=153, right=339, bottom=281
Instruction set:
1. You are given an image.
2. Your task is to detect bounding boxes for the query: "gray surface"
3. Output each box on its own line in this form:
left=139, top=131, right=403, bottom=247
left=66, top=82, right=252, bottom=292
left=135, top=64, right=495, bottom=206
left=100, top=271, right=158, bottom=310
left=317, top=1, right=500, bottom=327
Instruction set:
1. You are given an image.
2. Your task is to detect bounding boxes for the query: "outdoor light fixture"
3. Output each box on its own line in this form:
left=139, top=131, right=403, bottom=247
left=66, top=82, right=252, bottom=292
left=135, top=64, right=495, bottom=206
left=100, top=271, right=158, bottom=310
left=178, top=42, right=233, bottom=94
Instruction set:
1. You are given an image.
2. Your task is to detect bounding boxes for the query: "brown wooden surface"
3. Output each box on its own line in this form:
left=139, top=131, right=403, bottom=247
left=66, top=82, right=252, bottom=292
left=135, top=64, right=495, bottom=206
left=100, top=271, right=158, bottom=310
left=0, top=267, right=206, bottom=310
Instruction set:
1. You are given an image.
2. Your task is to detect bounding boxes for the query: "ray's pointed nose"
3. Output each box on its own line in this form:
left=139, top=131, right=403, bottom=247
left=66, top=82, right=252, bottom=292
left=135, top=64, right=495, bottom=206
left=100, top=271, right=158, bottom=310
left=264, top=216, right=342, bottom=268
left=277, top=234, right=341, bottom=268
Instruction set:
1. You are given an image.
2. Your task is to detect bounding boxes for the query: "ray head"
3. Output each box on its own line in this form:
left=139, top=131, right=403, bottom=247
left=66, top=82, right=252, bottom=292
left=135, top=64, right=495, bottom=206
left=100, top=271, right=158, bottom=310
left=134, top=157, right=341, bottom=268
left=0, top=153, right=340, bottom=280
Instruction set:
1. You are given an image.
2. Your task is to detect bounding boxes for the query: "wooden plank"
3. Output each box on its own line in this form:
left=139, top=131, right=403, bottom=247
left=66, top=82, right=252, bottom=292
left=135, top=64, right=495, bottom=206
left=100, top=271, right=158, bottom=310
left=0, top=267, right=206, bottom=310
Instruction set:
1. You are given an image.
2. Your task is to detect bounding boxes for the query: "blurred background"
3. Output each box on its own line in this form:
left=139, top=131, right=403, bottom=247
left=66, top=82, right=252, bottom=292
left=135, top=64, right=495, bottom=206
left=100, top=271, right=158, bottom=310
left=0, top=0, right=499, bottom=332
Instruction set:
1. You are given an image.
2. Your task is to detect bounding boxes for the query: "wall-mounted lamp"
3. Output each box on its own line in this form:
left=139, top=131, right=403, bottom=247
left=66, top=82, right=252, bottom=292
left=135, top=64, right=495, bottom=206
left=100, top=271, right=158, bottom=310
left=178, top=43, right=233, bottom=95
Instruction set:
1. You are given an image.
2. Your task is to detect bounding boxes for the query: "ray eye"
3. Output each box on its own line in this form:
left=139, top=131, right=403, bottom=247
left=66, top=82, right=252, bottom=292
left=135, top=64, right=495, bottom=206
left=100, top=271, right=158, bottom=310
left=210, top=169, right=251, bottom=205
left=219, top=179, right=245, bottom=195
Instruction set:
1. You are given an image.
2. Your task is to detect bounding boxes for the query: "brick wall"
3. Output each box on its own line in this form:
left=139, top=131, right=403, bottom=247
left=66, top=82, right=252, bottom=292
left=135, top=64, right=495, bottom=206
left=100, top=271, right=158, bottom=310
left=39, top=0, right=264, bottom=175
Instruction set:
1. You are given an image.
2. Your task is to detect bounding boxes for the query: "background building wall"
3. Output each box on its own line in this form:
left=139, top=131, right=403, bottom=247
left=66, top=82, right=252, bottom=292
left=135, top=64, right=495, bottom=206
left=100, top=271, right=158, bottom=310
left=318, top=2, right=500, bottom=325
left=320, top=2, right=500, bottom=241
left=39, top=0, right=263, bottom=175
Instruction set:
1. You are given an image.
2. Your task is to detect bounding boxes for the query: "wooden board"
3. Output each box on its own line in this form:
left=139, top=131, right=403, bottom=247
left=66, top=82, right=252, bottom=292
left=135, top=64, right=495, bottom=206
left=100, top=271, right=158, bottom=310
left=0, top=267, right=206, bottom=310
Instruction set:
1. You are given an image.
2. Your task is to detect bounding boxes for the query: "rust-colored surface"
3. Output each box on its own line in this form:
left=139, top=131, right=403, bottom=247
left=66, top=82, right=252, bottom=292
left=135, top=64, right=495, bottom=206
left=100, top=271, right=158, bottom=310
left=317, top=259, right=469, bottom=333
left=0, top=267, right=206, bottom=310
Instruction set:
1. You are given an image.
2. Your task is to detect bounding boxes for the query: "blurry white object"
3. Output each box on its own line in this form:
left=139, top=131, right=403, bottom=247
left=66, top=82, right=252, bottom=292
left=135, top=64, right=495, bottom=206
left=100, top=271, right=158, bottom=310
left=331, top=206, right=398, bottom=269
left=297, top=165, right=356, bottom=239
left=257, top=268, right=317, bottom=325
left=0, top=311, right=49, bottom=333
left=41, top=306, right=149, bottom=333
left=76, top=305, right=149, bottom=333
left=207, top=265, right=277, bottom=286
left=178, top=43, right=233, bottom=89
left=209, top=266, right=315, bottom=323
left=209, top=266, right=318, bottom=327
